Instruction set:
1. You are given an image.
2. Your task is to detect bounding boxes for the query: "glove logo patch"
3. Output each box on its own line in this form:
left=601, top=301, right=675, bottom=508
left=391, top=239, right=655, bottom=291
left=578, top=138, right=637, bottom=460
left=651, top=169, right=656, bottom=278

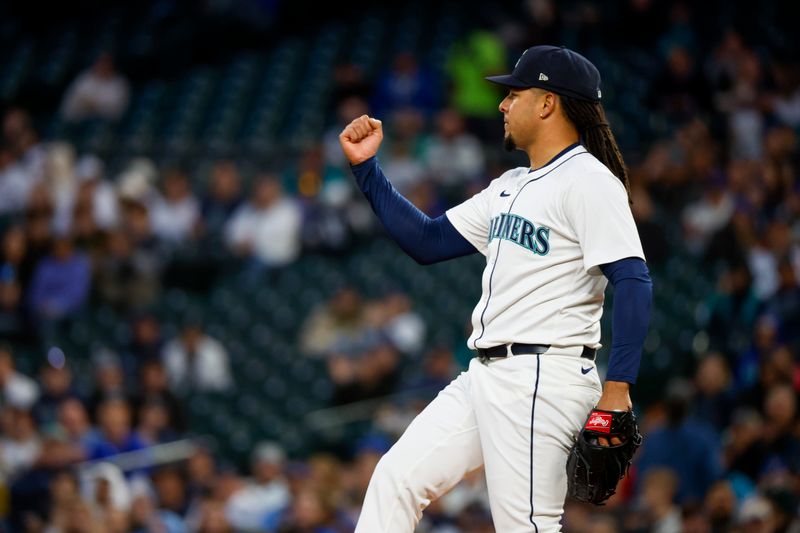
left=585, top=412, right=612, bottom=433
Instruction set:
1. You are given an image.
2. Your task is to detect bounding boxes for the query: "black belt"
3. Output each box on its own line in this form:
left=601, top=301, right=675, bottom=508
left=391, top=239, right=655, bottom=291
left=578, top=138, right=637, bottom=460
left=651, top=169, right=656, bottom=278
left=476, top=343, right=596, bottom=361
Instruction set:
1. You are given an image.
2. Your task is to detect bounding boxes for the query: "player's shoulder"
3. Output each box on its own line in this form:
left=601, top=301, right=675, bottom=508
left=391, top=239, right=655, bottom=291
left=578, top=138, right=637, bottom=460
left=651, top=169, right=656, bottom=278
left=483, top=167, right=530, bottom=191
left=496, top=166, right=531, bottom=184
left=561, top=151, right=626, bottom=194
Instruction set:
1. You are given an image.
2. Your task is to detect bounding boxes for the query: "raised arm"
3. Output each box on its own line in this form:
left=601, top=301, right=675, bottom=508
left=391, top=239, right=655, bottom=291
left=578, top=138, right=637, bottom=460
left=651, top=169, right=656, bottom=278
left=340, top=115, right=478, bottom=265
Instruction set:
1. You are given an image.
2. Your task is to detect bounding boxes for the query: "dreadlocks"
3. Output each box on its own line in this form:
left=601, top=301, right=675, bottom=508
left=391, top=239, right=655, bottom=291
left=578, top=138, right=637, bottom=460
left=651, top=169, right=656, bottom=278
left=560, top=96, right=631, bottom=203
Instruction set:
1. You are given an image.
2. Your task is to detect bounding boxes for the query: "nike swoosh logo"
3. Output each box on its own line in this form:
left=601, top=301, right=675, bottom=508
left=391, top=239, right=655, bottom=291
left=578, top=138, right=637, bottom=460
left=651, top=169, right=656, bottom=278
left=500, top=191, right=511, bottom=197
left=581, top=366, right=593, bottom=375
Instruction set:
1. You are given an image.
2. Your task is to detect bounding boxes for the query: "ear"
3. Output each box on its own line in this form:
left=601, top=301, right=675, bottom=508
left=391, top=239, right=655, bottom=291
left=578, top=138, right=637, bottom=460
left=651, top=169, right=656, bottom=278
left=539, top=92, right=557, bottom=119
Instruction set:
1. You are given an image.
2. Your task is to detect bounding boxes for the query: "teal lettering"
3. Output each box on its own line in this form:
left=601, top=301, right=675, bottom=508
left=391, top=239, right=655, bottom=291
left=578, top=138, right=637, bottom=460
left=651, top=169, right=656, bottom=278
left=501, top=215, right=513, bottom=240
left=534, top=226, right=550, bottom=255
left=520, top=221, right=535, bottom=250
left=486, top=215, right=551, bottom=256
left=510, top=216, right=522, bottom=242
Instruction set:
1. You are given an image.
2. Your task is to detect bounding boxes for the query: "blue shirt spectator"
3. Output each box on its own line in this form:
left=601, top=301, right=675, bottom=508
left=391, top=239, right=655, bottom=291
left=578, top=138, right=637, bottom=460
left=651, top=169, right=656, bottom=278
left=27, top=237, right=90, bottom=323
left=87, top=397, right=148, bottom=461
left=637, top=383, right=724, bottom=504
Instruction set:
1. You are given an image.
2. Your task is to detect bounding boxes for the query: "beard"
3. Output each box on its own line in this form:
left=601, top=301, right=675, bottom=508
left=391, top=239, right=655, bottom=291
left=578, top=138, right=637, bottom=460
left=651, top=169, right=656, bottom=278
left=503, top=132, right=516, bottom=152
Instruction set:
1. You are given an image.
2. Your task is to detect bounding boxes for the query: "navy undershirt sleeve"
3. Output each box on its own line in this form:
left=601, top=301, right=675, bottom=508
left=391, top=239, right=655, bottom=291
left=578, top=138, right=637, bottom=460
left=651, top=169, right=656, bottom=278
left=599, top=257, right=653, bottom=384
left=350, top=156, right=478, bottom=265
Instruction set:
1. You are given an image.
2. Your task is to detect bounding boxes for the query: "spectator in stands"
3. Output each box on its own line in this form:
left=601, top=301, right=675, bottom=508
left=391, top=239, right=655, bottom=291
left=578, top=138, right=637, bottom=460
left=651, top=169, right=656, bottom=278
left=749, top=219, right=793, bottom=301
left=404, top=346, right=457, bottom=394
left=422, top=108, right=485, bottom=196
left=330, top=342, right=401, bottom=405
left=705, top=263, right=761, bottom=355
left=0, top=344, right=39, bottom=410
left=86, top=349, right=128, bottom=421
left=289, top=144, right=352, bottom=254
left=445, top=30, right=506, bottom=139
left=760, top=384, right=800, bottom=474
left=377, top=292, right=426, bottom=356
left=735, top=496, right=776, bottom=533
left=764, top=258, right=800, bottom=350
left=0, top=227, right=34, bottom=343
left=137, top=399, right=177, bottom=445
left=74, top=154, right=119, bottom=230
left=0, top=142, right=35, bottom=215
left=132, top=359, right=185, bottom=433
left=27, top=234, right=91, bottom=328
left=768, top=60, right=800, bottom=128
left=126, top=314, right=164, bottom=367
left=61, top=52, right=130, bottom=122
left=70, top=186, right=106, bottom=262
left=0, top=264, right=28, bottom=342
left=0, top=225, right=31, bottom=287
left=44, top=469, right=83, bottom=532
left=44, top=142, right=79, bottom=236
left=323, top=96, right=370, bottom=170
left=690, top=353, right=737, bottom=434
left=198, top=160, right=243, bottom=249
left=266, top=484, right=353, bottom=532
left=648, top=45, right=712, bottom=123
left=96, top=228, right=161, bottom=311
left=639, top=468, right=682, bottom=533
left=371, top=52, right=439, bottom=118
left=197, top=499, right=234, bottom=533
left=226, top=441, right=290, bottom=530
left=682, top=174, right=735, bottom=255
left=161, top=320, right=232, bottom=394
left=379, top=108, right=426, bottom=195
left=80, top=461, right=132, bottom=529
left=737, top=316, right=783, bottom=394
left=151, top=466, right=190, bottom=518
left=56, top=397, right=98, bottom=459
left=32, top=359, right=78, bottom=429
left=2, top=108, right=45, bottom=184
left=23, top=188, right=56, bottom=280
left=704, top=480, right=736, bottom=532
left=714, top=49, right=765, bottom=161
left=129, top=477, right=187, bottom=533
left=151, top=168, right=200, bottom=246
left=0, top=407, right=42, bottom=481
left=300, top=287, right=373, bottom=358
left=636, top=380, right=722, bottom=504
left=225, top=174, right=302, bottom=270
left=330, top=63, right=371, bottom=108
left=185, top=446, right=218, bottom=503
left=87, top=397, right=146, bottom=460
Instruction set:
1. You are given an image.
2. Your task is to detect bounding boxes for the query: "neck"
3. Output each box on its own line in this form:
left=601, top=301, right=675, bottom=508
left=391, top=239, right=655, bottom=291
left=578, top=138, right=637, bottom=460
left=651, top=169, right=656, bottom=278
left=524, top=130, right=580, bottom=170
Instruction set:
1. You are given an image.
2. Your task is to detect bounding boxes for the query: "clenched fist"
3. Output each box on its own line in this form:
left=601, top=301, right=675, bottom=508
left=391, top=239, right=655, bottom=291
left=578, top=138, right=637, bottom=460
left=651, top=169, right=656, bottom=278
left=339, top=115, right=383, bottom=165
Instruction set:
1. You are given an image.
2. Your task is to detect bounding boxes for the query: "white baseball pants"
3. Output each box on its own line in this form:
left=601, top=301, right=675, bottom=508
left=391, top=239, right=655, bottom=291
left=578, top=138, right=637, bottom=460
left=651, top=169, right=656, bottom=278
left=354, top=351, right=602, bottom=533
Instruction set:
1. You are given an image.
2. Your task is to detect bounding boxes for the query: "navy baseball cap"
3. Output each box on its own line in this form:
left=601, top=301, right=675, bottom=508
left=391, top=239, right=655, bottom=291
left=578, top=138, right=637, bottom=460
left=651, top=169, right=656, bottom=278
left=486, top=45, right=602, bottom=102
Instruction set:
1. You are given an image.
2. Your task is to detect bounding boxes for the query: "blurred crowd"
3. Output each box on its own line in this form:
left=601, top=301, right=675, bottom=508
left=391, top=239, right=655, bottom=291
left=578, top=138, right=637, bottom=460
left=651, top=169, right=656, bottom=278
left=0, top=0, right=799, bottom=531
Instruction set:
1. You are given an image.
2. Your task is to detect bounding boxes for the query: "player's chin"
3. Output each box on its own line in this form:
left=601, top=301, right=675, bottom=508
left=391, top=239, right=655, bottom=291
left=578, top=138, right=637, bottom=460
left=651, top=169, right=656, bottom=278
left=503, top=133, right=516, bottom=152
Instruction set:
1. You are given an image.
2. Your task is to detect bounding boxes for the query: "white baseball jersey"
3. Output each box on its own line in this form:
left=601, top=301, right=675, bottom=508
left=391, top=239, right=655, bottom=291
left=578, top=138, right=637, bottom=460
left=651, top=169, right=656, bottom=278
left=445, top=143, right=645, bottom=350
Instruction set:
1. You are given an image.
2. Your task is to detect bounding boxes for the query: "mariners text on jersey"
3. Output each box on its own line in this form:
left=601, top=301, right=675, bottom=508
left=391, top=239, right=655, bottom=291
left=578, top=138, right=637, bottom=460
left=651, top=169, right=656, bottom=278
left=487, top=213, right=550, bottom=255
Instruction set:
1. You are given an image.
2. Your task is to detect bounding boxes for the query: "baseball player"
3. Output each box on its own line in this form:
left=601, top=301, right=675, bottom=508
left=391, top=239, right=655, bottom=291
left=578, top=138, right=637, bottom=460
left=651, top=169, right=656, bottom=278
left=339, top=45, right=653, bottom=532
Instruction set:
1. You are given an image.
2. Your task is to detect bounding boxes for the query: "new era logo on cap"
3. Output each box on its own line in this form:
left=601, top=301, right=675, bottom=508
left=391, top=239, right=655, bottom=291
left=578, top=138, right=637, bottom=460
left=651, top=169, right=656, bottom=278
left=539, top=73, right=549, bottom=81
left=585, top=411, right=612, bottom=433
